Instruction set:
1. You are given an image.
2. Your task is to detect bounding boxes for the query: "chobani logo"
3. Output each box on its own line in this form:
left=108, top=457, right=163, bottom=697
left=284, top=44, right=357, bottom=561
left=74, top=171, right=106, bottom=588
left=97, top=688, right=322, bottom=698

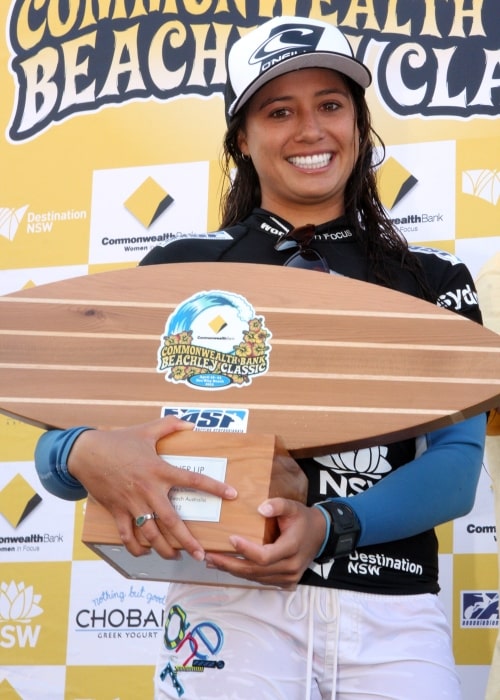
left=157, top=290, right=271, bottom=390
left=0, top=580, right=43, bottom=648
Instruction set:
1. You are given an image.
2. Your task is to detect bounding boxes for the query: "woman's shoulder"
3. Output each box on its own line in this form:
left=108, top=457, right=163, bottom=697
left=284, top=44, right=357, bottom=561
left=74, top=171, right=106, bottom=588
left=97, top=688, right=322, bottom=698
left=408, top=244, right=481, bottom=322
left=409, top=244, right=467, bottom=268
left=139, top=224, right=248, bottom=266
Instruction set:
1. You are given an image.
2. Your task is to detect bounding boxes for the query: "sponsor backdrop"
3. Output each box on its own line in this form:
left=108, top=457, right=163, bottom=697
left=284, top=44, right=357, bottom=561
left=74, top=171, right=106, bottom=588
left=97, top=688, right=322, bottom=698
left=1, top=2, right=499, bottom=698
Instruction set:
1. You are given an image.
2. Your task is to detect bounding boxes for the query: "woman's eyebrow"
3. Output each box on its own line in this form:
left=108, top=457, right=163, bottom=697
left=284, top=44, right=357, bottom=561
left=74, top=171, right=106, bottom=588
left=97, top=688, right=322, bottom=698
left=256, top=95, right=293, bottom=111
left=317, top=87, right=349, bottom=98
left=256, top=87, right=349, bottom=111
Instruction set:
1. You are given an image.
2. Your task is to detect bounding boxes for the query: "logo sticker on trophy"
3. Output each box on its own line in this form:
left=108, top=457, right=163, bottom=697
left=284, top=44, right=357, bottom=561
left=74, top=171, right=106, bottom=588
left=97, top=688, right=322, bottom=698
left=157, top=290, right=272, bottom=390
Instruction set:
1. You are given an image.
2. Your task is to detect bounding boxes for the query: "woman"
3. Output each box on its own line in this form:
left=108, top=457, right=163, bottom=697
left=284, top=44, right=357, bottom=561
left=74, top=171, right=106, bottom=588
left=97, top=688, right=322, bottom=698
left=35, top=16, right=486, bottom=700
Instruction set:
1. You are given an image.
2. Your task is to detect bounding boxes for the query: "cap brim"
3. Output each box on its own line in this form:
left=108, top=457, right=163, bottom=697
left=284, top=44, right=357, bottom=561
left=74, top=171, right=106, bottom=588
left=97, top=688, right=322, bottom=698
left=228, top=52, right=371, bottom=117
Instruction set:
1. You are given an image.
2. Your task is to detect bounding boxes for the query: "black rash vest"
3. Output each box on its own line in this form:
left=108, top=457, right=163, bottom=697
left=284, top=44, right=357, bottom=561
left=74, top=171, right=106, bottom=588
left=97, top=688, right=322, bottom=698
left=140, top=208, right=482, bottom=595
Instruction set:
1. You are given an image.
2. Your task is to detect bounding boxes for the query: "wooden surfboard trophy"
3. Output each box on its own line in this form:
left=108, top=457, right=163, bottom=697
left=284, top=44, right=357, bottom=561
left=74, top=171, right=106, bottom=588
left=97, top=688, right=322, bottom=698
left=1, top=262, right=500, bottom=585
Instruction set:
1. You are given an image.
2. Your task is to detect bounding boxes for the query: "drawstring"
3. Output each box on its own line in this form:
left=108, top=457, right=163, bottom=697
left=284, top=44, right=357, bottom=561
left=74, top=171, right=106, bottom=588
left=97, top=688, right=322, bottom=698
left=286, top=586, right=340, bottom=700
left=286, top=586, right=315, bottom=700
left=329, top=591, right=340, bottom=700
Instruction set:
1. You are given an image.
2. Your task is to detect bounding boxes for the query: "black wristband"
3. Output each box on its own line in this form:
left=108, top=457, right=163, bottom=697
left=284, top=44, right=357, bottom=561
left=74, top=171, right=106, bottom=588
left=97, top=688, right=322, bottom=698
left=313, top=500, right=360, bottom=564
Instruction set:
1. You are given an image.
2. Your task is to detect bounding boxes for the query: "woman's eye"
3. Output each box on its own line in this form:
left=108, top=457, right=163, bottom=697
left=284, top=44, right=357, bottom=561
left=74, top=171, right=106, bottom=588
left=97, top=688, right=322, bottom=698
left=322, top=101, right=340, bottom=112
left=270, top=107, right=290, bottom=119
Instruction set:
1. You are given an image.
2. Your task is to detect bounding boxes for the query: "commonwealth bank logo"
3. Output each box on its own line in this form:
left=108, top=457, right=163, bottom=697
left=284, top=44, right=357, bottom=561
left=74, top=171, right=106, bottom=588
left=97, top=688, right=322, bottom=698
left=0, top=678, right=23, bottom=698
left=0, top=205, right=29, bottom=241
left=378, top=157, right=418, bottom=209
left=462, top=170, right=500, bottom=206
left=124, top=176, right=174, bottom=228
left=0, top=474, right=42, bottom=528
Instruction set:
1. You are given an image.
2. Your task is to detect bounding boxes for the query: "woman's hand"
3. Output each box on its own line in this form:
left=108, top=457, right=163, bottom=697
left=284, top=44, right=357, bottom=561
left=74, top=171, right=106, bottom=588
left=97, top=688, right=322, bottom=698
left=204, top=498, right=327, bottom=588
left=68, top=417, right=238, bottom=560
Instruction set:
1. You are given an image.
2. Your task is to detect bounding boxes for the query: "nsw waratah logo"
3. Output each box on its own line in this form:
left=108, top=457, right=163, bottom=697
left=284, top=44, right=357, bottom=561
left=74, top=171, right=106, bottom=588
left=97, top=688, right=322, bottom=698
left=0, top=580, right=43, bottom=622
left=250, top=24, right=324, bottom=69
left=314, top=447, right=392, bottom=478
left=0, top=580, right=43, bottom=649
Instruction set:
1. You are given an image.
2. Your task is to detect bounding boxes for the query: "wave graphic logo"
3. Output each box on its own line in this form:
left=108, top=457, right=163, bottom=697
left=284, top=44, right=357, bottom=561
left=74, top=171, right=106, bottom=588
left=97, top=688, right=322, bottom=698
left=0, top=205, right=28, bottom=241
left=0, top=580, right=43, bottom=648
left=462, top=170, right=500, bottom=206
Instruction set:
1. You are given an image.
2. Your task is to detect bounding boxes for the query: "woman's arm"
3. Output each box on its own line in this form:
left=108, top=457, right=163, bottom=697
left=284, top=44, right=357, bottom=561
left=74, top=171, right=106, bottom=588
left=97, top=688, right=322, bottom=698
left=204, top=414, right=486, bottom=588
left=34, top=417, right=238, bottom=560
left=341, top=413, right=486, bottom=547
left=35, top=427, right=93, bottom=500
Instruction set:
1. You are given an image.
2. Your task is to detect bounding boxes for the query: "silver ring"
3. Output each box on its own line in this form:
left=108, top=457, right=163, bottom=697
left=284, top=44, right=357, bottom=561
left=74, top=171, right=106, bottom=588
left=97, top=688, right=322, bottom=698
left=134, top=512, right=158, bottom=527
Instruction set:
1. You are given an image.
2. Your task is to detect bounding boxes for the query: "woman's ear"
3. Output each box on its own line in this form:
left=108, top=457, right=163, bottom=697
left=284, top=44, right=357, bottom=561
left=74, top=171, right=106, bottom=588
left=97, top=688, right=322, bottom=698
left=237, top=129, right=249, bottom=158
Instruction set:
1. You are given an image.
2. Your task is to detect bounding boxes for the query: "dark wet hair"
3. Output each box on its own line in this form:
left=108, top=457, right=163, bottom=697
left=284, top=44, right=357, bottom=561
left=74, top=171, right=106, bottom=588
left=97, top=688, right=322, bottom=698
left=219, top=75, right=433, bottom=299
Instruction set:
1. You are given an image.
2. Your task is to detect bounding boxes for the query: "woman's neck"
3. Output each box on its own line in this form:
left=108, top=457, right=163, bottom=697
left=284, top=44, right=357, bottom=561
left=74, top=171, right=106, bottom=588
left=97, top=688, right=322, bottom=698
left=259, top=198, right=345, bottom=228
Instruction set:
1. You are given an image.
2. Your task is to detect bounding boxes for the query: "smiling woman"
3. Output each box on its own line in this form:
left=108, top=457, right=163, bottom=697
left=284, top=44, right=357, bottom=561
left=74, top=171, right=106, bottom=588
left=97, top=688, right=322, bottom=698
left=236, top=69, right=360, bottom=223
left=33, top=14, right=487, bottom=700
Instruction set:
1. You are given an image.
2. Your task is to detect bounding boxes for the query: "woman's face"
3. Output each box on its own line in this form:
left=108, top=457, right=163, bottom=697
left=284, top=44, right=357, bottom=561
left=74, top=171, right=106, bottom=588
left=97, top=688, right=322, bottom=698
left=237, top=68, right=359, bottom=222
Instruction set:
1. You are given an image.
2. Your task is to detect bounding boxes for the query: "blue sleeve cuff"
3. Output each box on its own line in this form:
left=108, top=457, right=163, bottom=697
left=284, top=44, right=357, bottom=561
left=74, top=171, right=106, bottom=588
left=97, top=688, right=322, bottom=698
left=312, top=504, right=332, bottom=559
left=34, top=427, right=93, bottom=501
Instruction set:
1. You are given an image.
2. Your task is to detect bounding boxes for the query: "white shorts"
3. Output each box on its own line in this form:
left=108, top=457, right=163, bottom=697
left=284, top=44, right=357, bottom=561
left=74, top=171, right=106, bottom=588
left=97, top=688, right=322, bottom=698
left=154, top=583, right=461, bottom=700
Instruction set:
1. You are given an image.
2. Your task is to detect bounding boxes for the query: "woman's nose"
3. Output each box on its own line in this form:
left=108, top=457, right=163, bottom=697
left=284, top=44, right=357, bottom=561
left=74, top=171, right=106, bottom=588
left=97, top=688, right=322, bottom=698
left=295, top=111, right=325, bottom=141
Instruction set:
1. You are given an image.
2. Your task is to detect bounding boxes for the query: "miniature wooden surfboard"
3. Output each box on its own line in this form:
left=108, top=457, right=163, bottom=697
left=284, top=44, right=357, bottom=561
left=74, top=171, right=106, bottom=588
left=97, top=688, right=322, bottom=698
left=1, top=262, right=499, bottom=457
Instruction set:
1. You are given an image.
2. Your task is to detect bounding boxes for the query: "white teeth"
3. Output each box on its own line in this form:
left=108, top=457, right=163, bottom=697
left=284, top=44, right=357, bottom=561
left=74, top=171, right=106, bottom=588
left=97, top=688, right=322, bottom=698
left=288, top=153, right=332, bottom=169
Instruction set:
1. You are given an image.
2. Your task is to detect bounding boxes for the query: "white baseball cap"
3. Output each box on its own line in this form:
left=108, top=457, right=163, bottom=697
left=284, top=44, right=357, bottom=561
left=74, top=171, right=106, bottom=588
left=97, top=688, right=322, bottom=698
left=226, top=16, right=372, bottom=118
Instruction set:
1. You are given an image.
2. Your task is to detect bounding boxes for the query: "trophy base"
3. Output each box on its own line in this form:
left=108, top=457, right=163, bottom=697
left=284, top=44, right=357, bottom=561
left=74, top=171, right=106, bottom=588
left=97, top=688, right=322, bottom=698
left=82, top=431, right=308, bottom=584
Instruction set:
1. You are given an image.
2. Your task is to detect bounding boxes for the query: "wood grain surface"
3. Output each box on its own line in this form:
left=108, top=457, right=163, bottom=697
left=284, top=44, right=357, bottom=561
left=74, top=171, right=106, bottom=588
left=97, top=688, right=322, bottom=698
left=1, top=262, right=499, bottom=456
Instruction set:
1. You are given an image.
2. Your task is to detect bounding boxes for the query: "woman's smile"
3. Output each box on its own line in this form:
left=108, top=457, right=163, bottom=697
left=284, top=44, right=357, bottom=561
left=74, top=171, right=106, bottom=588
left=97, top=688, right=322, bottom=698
left=287, top=152, right=333, bottom=170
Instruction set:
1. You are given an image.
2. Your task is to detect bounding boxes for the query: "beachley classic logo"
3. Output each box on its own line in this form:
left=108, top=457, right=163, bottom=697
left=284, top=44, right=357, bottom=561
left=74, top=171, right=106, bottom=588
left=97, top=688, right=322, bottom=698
left=157, top=290, right=271, bottom=390
left=6, top=1, right=499, bottom=142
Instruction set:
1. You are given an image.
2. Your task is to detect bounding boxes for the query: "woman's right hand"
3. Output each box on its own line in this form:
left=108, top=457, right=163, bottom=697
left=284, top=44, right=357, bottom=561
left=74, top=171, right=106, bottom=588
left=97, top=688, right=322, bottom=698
left=68, top=417, right=238, bottom=560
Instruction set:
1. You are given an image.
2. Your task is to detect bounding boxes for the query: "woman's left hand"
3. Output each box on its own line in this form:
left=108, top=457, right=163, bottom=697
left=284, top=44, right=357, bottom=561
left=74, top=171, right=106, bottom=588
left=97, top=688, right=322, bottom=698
left=204, top=498, right=327, bottom=589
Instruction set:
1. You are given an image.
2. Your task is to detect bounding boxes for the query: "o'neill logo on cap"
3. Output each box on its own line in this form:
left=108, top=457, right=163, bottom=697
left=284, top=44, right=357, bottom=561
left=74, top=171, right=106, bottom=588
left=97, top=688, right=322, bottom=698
left=249, top=24, right=324, bottom=74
